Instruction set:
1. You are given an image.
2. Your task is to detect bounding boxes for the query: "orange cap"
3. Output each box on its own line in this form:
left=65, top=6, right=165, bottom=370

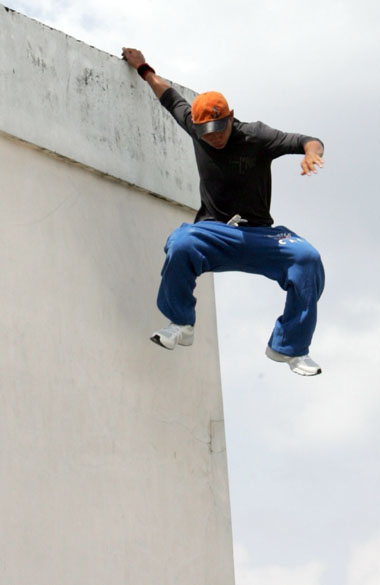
left=191, top=91, right=231, bottom=138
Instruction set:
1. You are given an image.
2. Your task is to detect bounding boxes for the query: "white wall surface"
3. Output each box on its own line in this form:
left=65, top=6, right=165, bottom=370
left=0, top=133, right=234, bottom=585
left=0, top=4, right=200, bottom=210
left=0, top=5, right=234, bottom=585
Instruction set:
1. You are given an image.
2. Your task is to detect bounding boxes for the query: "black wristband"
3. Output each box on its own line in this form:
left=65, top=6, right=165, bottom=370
left=137, top=63, right=156, bottom=80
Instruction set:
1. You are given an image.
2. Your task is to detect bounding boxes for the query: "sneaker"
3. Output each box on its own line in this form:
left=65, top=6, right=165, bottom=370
left=150, top=323, right=194, bottom=350
left=265, top=346, right=322, bottom=376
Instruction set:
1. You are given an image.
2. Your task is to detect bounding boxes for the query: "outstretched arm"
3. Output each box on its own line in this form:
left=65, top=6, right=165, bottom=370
left=301, top=140, right=324, bottom=176
left=121, top=48, right=170, bottom=99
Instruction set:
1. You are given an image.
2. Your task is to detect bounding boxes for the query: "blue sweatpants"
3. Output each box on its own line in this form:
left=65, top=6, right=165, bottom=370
left=157, top=221, right=325, bottom=357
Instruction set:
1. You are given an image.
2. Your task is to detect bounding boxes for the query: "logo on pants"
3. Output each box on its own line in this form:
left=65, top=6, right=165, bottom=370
left=267, top=232, right=304, bottom=245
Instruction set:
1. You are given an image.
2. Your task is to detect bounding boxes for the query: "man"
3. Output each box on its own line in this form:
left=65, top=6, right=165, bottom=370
left=122, top=48, right=325, bottom=376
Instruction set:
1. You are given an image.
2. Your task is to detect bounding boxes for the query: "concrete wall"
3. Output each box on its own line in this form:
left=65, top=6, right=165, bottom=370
left=0, top=5, right=235, bottom=585
left=0, top=4, right=200, bottom=210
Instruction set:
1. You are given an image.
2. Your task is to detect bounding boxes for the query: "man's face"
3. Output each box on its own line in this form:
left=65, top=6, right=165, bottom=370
left=200, top=111, right=234, bottom=149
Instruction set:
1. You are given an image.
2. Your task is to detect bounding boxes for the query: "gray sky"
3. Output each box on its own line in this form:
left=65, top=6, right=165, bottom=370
left=4, top=1, right=380, bottom=584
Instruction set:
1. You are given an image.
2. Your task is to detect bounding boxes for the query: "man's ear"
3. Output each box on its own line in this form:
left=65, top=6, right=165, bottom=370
left=230, top=109, right=234, bottom=119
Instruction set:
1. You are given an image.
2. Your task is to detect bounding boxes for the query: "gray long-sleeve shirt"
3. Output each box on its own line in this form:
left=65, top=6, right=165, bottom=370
left=160, top=88, right=323, bottom=226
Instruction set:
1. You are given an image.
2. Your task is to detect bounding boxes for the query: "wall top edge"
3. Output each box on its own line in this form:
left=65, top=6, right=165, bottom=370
left=0, top=3, right=200, bottom=212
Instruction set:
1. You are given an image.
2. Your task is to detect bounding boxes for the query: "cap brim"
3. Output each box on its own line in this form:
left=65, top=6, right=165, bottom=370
left=193, top=117, right=229, bottom=139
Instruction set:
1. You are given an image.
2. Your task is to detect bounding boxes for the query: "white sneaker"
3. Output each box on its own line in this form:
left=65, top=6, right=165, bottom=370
left=265, top=346, right=322, bottom=376
left=150, top=323, right=194, bottom=350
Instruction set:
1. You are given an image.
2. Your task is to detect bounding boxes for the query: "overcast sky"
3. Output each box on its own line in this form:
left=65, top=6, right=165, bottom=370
left=4, top=1, right=380, bottom=584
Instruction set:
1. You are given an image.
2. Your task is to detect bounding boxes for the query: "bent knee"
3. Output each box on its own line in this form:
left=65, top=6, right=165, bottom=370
left=294, top=243, right=322, bottom=267
left=165, top=225, right=204, bottom=256
left=166, top=235, right=196, bottom=260
left=164, top=228, right=209, bottom=274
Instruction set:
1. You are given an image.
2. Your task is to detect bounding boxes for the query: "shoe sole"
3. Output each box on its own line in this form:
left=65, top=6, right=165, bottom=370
left=266, top=346, right=321, bottom=376
left=291, top=366, right=322, bottom=376
left=150, top=334, right=174, bottom=350
left=150, top=334, right=194, bottom=350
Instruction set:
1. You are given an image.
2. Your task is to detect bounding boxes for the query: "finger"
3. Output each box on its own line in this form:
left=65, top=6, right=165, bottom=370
left=301, top=163, right=317, bottom=176
left=301, top=155, right=324, bottom=175
left=121, top=47, right=134, bottom=60
left=301, top=160, right=313, bottom=176
left=312, top=155, right=324, bottom=168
